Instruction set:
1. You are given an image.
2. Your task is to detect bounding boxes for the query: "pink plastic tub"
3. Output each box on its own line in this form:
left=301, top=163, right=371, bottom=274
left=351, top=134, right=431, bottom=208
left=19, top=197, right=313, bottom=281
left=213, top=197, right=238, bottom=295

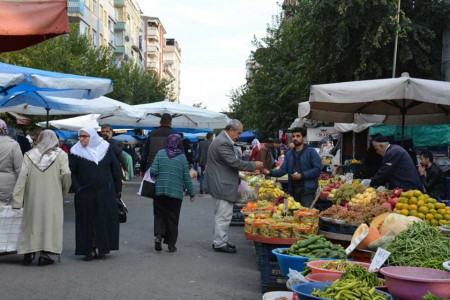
left=306, top=260, right=373, bottom=275
left=380, top=266, right=450, bottom=300
left=305, top=273, right=342, bottom=282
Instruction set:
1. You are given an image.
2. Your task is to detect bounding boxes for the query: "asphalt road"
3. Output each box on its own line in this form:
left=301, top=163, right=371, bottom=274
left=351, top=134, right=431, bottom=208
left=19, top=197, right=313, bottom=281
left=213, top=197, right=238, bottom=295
left=0, top=179, right=262, bottom=300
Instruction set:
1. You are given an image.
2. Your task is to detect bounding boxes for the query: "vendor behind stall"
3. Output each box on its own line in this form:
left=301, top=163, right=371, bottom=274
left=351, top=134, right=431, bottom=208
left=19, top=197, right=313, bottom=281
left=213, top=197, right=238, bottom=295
left=370, top=135, right=421, bottom=191
left=263, top=127, right=323, bottom=207
left=418, top=151, right=446, bottom=199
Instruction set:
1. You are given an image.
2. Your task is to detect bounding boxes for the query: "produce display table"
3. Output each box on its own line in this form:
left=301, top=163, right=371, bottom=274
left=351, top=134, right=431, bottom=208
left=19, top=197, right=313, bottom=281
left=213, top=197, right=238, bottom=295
left=245, top=233, right=298, bottom=245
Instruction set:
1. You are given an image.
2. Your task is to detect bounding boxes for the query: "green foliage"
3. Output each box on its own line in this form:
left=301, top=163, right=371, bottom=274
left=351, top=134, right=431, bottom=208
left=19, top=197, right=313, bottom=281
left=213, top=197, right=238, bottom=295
left=229, top=0, right=449, bottom=138
left=0, top=24, right=169, bottom=105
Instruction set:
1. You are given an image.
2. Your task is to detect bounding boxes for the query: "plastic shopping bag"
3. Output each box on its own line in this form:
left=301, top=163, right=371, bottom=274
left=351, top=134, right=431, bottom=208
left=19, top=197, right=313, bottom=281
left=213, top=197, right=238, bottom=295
left=190, top=168, right=197, bottom=179
left=286, top=268, right=309, bottom=291
left=237, top=181, right=256, bottom=203
left=137, top=168, right=156, bottom=198
left=0, top=206, right=23, bottom=253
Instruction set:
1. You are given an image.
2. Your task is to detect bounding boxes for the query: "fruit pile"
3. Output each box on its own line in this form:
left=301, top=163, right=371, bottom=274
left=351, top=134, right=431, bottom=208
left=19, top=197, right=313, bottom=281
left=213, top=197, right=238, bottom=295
left=276, top=196, right=302, bottom=216
left=280, top=235, right=347, bottom=259
left=331, top=183, right=366, bottom=205
left=392, top=190, right=450, bottom=226
left=257, top=179, right=285, bottom=201
left=320, top=181, right=342, bottom=199
left=348, top=187, right=377, bottom=206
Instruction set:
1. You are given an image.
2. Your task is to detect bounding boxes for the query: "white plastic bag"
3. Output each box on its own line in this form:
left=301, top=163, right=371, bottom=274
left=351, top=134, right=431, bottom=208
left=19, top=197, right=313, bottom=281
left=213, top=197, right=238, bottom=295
left=286, top=268, right=309, bottom=290
left=361, top=179, right=371, bottom=187
left=137, top=168, right=155, bottom=196
left=237, top=181, right=256, bottom=203
left=0, top=206, right=23, bottom=253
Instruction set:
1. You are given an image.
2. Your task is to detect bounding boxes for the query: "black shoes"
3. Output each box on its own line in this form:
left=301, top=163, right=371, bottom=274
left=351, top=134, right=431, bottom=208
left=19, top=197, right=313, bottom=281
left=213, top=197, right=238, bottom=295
left=82, top=255, right=94, bottom=261
left=200, top=189, right=204, bottom=194
left=212, top=242, right=236, bottom=249
left=213, top=244, right=237, bottom=253
left=168, top=246, right=177, bottom=253
left=155, top=234, right=162, bottom=252
left=38, top=255, right=54, bottom=266
left=23, top=253, right=35, bottom=265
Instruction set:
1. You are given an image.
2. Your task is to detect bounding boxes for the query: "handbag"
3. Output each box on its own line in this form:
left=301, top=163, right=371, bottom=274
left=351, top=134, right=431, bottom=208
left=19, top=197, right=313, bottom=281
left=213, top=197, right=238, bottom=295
left=138, top=168, right=156, bottom=198
left=117, top=197, right=128, bottom=223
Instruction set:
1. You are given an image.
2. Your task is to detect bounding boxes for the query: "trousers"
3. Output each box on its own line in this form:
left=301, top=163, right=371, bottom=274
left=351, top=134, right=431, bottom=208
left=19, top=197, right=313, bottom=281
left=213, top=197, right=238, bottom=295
left=153, top=195, right=182, bottom=247
left=292, top=184, right=315, bottom=208
left=212, top=198, right=233, bottom=248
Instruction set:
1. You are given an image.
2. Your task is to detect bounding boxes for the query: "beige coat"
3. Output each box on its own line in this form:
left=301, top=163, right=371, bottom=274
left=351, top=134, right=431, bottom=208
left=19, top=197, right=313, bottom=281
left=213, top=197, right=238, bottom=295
left=12, top=150, right=71, bottom=255
left=0, top=136, right=23, bottom=204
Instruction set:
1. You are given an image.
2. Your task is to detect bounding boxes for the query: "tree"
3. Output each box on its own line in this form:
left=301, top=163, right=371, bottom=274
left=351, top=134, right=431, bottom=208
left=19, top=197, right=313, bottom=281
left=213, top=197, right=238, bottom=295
left=229, top=0, right=449, bottom=138
left=192, top=102, right=207, bottom=109
left=0, top=24, right=169, bottom=105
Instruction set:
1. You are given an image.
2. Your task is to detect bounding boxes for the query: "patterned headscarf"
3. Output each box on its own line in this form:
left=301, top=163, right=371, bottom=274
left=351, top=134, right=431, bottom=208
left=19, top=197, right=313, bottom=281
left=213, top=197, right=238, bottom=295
left=0, top=119, right=8, bottom=136
left=166, top=134, right=184, bottom=158
left=35, top=130, right=59, bottom=159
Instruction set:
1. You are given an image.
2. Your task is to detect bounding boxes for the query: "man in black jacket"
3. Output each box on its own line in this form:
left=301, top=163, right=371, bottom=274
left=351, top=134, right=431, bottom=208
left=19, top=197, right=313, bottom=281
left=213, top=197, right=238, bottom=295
left=101, top=124, right=127, bottom=179
left=418, top=151, right=446, bottom=199
left=139, top=113, right=177, bottom=177
left=197, top=132, right=213, bottom=194
left=370, top=135, right=421, bottom=191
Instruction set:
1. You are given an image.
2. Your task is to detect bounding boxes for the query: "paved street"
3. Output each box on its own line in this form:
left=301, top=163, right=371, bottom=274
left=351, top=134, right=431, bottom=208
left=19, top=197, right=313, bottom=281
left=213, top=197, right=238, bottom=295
left=1, top=179, right=262, bottom=300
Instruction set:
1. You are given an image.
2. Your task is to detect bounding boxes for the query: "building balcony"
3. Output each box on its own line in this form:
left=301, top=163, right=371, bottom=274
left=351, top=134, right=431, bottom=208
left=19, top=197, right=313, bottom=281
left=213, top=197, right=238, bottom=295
left=147, top=28, right=159, bottom=41
left=114, top=0, right=124, bottom=8
left=164, top=63, right=176, bottom=78
left=147, top=45, right=159, bottom=57
left=147, top=61, right=158, bottom=70
left=67, top=0, right=84, bottom=15
left=115, top=21, right=126, bottom=31
left=114, top=46, right=125, bottom=54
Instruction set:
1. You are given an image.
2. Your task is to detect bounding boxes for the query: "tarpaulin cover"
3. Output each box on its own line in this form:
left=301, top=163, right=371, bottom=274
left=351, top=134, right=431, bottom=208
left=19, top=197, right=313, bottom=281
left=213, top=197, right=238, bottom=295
left=0, top=0, right=70, bottom=52
left=369, top=124, right=450, bottom=147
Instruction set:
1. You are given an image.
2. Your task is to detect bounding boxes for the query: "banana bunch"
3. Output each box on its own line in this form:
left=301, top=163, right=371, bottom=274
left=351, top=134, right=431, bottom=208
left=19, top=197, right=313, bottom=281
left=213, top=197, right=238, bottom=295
left=277, top=196, right=302, bottom=215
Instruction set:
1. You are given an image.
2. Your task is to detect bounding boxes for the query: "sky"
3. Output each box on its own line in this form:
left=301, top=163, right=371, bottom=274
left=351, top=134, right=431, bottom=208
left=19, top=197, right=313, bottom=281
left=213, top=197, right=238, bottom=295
left=137, top=0, right=281, bottom=112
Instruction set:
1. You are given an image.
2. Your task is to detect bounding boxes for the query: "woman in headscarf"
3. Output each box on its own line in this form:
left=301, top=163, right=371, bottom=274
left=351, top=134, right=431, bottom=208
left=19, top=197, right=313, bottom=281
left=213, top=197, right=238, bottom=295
left=249, top=138, right=261, bottom=161
left=69, top=127, right=122, bottom=261
left=0, top=120, right=23, bottom=204
left=12, top=130, right=71, bottom=266
left=150, top=134, right=195, bottom=253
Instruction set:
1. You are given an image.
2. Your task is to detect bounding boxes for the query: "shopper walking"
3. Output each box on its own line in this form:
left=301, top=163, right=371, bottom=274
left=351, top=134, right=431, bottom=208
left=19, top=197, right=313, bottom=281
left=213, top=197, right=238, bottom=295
left=12, top=130, right=71, bottom=266
left=140, top=113, right=177, bottom=177
left=69, top=127, right=122, bottom=261
left=0, top=120, right=23, bottom=204
left=205, top=120, right=263, bottom=253
left=150, top=134, right=195, bottom=253
left=249, top=138, right=260, bottom=161
left=197, top=133, right=213, bottom=194
left=101, top=124, right=127, bottom=178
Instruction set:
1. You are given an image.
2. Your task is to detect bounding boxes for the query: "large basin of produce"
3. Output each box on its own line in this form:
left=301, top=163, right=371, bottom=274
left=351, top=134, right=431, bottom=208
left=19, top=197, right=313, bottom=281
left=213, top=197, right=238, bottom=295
left=305, top=273, right=342, bottom=282
left=307, top=260, right=373, bottom=275
left=272, top=248, right=346, bottom=277
left=380, top=266, right=450, bottom=300
left=291, top=282, right=393, bottom=300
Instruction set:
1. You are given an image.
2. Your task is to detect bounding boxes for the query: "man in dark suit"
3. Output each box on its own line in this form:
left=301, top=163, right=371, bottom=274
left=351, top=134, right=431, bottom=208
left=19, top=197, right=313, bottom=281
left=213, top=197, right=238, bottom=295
left=370, top=135, right=421, bottom=191
left=197, top=132, right=213, bottom=194
left=205, top=120, right=263, bottom=253
left=100, top=124, right=127, bottom=175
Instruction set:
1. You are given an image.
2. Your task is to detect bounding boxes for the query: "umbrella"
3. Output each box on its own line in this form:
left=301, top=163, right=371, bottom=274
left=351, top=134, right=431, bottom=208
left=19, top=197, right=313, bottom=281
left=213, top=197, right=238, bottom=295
left=36, top=114, right=101, bottom=131
left=0, top=0, right=70, bottom=52
left=98, top=100, right=230, bottom=130
left=0, top=62, right=114, bottom=127
left=301, top=75, right=450, bottom=141
left=112, top=134, right=140, bottom=145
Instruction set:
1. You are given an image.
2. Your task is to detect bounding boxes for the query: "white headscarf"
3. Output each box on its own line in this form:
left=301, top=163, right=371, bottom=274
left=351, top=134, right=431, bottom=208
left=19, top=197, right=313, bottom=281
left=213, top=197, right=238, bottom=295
left=70, top=127, right=110, bottom=164
left=251, top=139, right=261, bottom=149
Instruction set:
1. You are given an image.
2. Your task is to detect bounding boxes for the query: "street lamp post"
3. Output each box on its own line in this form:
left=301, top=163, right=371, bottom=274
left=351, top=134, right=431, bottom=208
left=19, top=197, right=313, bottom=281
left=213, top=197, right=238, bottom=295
left=392, top=0, right=401, bottom=78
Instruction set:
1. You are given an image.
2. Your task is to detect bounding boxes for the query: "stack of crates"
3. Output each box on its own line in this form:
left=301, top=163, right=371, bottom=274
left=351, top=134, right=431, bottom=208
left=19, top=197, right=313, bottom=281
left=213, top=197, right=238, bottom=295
left=230, top=204, right=245, bottom=226
left=253, top=242, right=289, bottom=293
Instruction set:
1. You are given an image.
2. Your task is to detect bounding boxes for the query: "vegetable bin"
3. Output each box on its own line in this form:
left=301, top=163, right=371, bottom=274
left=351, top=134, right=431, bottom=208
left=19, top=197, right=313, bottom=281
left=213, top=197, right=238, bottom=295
left=291, top=282, right=393, bottom=300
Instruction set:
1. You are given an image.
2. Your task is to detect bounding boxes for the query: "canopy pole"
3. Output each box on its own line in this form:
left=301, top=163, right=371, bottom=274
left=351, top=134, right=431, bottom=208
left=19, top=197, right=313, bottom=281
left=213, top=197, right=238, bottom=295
left=401, top=99, right=406, bottom=145
left=46, top=108, right=50, bottom=129
left=392, top=0, right=401, bottom=78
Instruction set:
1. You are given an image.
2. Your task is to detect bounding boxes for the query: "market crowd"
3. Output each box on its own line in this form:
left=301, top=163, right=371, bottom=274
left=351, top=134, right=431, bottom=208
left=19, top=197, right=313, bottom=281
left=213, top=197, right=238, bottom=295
left=0, top=116, right=447, bottom=264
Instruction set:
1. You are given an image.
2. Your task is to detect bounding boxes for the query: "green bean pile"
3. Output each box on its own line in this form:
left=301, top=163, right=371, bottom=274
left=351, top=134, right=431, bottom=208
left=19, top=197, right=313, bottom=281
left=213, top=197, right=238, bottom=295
left=422, top=292, right=444, bottom=300
left=311, top=279, right=389, bottom=300
left=341, top=264, right=383, bottom=287
left=385, top=221, right=450, bottom=270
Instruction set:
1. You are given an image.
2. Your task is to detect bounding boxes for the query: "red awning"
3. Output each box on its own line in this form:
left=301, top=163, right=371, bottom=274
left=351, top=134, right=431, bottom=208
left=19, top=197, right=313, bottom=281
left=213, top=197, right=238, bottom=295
left=0, top=0, right=70, bottom=52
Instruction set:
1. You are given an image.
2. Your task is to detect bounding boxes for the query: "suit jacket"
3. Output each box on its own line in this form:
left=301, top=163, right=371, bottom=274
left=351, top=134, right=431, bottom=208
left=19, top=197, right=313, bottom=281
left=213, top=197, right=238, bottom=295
left=197, top=139, right=211, bottom=167
left=204, top=131, right=256, bottom=202
left=422, top=163, right=446, bottom=199
left=140, top=126, right=177, bottom=172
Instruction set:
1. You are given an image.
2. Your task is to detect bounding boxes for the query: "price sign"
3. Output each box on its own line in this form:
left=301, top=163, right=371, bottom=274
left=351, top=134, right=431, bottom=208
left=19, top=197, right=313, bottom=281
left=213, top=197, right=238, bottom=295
left=345, top=229, right=368, bottom=255
left=369, top=248, right=391, bottom=272
left=284, top=198, right=289, bottom=214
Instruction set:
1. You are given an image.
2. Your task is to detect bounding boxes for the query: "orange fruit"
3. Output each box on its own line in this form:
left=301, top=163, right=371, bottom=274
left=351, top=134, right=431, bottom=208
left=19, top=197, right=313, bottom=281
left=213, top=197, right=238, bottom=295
left=431, top=219, right=439, bottom=226
left=417, top=213, right=425, bottom=220
left=429, top=209, right=437, bottom=215
left=435, top=203, right=445, bottom=209
left=408, top=204, right=418, bottom=211
left=419, top=206, right=429, bottom=214
left=407, top=191, right=414, bottom=198
left=426, top=214, right=434, bottom=220
left=434, top=214, right=443, bottom=220
left=427, top=203, right=435, bottom=210
left=439, top=220, right=448, bottom=225
left=395, top=203, right=403, bottom=210
left=402, top=204, right=410, bottom=210
left=409, top=210, right=418, bottom=217
left=417, top=200, right=425, bottom=207
left=413, top=190, right=422, bottom=197
left=400, top=209, right=409, bottom=216
left=438, top=209, right=446, bottom=215
left=444, top=214, right=450, bottom=221
left=409, top=197, right=418, bottom=204
left=398, top=197, right=408, bottom=204
left=430, top=198, right=437, bottom=204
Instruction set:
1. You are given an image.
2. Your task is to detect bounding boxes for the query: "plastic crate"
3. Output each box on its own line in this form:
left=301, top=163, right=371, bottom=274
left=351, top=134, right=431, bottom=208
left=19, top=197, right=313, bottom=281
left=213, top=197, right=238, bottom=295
left=319, top=219, right=358, bottom=235
left=260, top=260, right=288, bottom=293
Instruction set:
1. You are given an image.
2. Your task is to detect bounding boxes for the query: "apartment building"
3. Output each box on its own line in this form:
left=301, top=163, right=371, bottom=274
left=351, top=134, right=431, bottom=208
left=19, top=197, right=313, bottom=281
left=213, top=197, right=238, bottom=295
left=142, top=16, right=166, bottom=79
left=163, top=39, right=181, bottom=102
left=114, top=0, right=145, bottom=69
left=68, top=0, right=117, bottom=49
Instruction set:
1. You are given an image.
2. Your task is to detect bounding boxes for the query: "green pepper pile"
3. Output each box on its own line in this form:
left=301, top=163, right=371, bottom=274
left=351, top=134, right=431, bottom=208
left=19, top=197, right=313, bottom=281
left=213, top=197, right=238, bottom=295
left=311, top=279, right=389, bottom=300
left=423, top=292, right=445, bottom=300
left=341, top=264, right=383, bottom=287
left=280, top=235, right=347, bottom=259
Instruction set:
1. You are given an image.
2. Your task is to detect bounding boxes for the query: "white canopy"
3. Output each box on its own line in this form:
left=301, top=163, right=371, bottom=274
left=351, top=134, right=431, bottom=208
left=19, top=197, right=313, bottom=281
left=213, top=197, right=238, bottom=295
left=303, top=76, right=450, bottom=125
left=0, top=96, right=143, bottom=118
left=99, top=100, right=230, bottom=130
left=37, top=114, right=101, bottom=131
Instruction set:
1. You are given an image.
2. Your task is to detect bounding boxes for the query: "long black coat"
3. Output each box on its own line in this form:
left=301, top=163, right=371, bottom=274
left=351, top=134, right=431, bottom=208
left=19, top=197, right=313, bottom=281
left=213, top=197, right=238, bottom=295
left=69, top=147, right=122, bottom=256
